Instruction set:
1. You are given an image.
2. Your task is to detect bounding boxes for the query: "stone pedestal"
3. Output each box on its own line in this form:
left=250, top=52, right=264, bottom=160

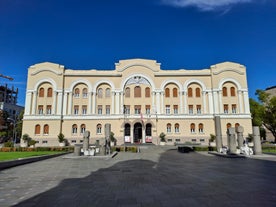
left=227, top=127, right=236, bottom=154
left=214, top=116, right=223, bottom=152
left=74, top=145, right=81, bottom=156
left=253, top=126, right=262, bottom=155
left=83, top=131, right=90, bottom=151
left=105, top=124, right=111, bottom=155
left=236, top=126, right=244, bottom=149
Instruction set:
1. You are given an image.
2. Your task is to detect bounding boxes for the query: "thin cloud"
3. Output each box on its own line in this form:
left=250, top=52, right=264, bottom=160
left=161, top=0, right=254, bottom=11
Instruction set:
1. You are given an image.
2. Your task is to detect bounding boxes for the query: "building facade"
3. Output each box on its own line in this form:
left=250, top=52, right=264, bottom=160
left=22, top=59, right=252, bottom=146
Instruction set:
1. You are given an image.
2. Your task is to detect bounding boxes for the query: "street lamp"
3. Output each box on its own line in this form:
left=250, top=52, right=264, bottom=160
left=7, top=118, right=16, bottom=144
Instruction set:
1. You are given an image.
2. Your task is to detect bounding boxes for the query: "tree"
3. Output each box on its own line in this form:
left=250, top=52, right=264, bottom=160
left=254, top=90, right=276, bottom=142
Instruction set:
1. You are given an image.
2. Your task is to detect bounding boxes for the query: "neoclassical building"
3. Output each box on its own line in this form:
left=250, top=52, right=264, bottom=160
left=22, top=59, right=252, bottom=146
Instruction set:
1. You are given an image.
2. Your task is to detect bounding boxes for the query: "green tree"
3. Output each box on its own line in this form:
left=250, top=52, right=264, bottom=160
left=254, top=90, right=276, bottom=142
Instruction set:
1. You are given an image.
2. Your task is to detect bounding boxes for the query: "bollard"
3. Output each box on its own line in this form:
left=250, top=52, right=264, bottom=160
left=214, top=116, right=223, bottom=152
left=236, top=126, right=244, bottom=149
left=74, top=145, right=81, bottom=156
left=253, top=126, right=262, bottom=155
left=227, top=127, right=237, bottom=154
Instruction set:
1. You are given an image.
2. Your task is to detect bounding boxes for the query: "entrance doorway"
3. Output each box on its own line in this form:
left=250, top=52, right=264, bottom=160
left=134, top=123, right=142, bottom=143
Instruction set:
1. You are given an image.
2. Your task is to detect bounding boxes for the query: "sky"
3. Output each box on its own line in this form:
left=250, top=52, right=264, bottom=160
left=0, top=0, right=275, bottom=106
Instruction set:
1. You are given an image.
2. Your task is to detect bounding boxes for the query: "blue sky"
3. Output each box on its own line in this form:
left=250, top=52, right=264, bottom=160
left=0, top=0, right=275, bottom=106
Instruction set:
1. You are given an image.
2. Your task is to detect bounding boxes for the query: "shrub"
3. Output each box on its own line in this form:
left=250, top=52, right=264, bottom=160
left=4, top=141, right=14, bottom=147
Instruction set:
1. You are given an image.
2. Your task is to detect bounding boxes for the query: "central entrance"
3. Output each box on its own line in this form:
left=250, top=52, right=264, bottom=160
left=134, top=123, right=142, bottom=143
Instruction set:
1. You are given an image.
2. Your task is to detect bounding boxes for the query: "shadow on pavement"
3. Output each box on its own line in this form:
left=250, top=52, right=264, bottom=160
left=13, top=150, right=276, bottom=207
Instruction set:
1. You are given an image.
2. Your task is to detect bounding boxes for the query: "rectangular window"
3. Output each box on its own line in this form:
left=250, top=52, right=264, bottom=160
left=134, top=105, right=141, bottom=114
left=46, top=105, right=52, bottom=114
left=82, top=105, right=87, bottom=115
left=232, top=104, right=237, bottom=114
left=38, top=105, right=43, bottom=114
left=106, top=105, right=110, bottom=115
left=42, top=140, right=48, bottom=144
left=196, top=105, right=201, bottom=114
left=189, top=105, right=193, bottom=115
left=173, top=105, right=178, bottom=114
left=98, top=105, right=102, bottom=115
left=74, top=105, right=79, bottom=115
left=165, top=105, right=170, bottom=114
left=124, top=105, right=130, bottom=115
left=224, top=104, right=229, bottom=114
left=145, top=105, right=150, bottom=114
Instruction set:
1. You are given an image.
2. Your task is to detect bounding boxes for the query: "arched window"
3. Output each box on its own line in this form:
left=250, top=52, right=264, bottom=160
left=125, top=87, right=130, bottom=98
left=39, top=88, right=44, bottom=97
left=196, top=88, right=201, bottom=97
left=134, top=86, right=141, bottom=97
left=165, top=88, right=170, bottom=97
left=98, top=88, right=103, bottom=98
left=199, top=123, right=204, bottom=133
left=43, top=124, right=49, bottom=135
left=35, top=124, right=40, bottom=135
left=167, top=123, right=171, bottom=133
left=190, top=123, right=195, bottom=133
left=97, top=124, right=102, bottom=134
left=80, top=124, right=86, bottom=134
left=74, top=88, right=80, bottom=97
left=82, top=88, right=88, bottom=98
left=72, top=124, right=78, bottom=134
left=230, top=87, right=236, bottom=96
left=226, top=123, right=232, bottom=129
left=47, top=88, right=53, bottom=97
left=223, top=87, right=227, bottom=97
left=175, top=123, right=179, bottom=133
left=173, top=88, right=178, bottom=97
left=105, top=88, right=111, bottom=98
left=188, top=87, right=193, bottom=97
left=145, top=87, right=150, bottom=98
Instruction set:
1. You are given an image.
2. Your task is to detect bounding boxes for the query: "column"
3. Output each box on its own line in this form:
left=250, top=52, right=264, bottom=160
left=156, top=91, right=160, bottom=114
left=183, top=91, right=187, bottom=114
left=52, top=91, right=57, bottom=114
left=238, top=90, right=243, bottom=113
left=25, top=91, right=32, bottom=115
left=120, top=91, right=124, bottom=114
left=68, top=92, right=73, bottom=115
left=63, top=92, right=68, bottom=115
left=152, top=92, right=156, bottom=113
left=243, top=91, right=250, bottom=114
left=179, top=91, right=183, bottom=114
left=213, top=91, right=219, bottom=114
left=208, top=91, right=214, bottom=114
left=92, top=92, right=96, bottom=114
left=111, top=91, right=115, bottom=114
left=160, top=91, right=164, bottom=114
left=218, top=91, right=223, bottom=114
left=31, top=91, right=37, bottom=115
left=203, top=91, right=206, bottom=114
left=56, top=91, right=63, bottom=115
left=115, top=92, right=120, bottom=114
left=88, top=92, right=92, bottom=114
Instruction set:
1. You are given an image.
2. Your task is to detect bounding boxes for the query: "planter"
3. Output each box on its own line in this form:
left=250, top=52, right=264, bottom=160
left=160, top=141, right=166, bottom=146
left=21, top=142, right=28, bottom=147
left=59, top=142, right=65, bottom=147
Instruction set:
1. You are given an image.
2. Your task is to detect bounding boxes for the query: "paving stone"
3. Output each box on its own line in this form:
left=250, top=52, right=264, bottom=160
left=0, top=147, right=276, bottom=206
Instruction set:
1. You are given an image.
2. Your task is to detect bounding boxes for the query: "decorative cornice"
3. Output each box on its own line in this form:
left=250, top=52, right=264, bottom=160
left=31, top=68, right=63, bottom=76
left=213, top=69, right=244, bottom=75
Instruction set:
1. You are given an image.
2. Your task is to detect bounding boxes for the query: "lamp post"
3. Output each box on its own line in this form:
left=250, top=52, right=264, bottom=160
left=7, top=117, right=16, bottom=144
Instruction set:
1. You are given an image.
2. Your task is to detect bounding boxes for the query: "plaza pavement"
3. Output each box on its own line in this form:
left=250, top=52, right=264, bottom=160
left=0, top=146, right=276, bottom=207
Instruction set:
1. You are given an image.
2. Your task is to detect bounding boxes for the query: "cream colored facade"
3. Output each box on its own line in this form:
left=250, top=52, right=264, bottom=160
left=22, top=59, right=252, bottom=146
